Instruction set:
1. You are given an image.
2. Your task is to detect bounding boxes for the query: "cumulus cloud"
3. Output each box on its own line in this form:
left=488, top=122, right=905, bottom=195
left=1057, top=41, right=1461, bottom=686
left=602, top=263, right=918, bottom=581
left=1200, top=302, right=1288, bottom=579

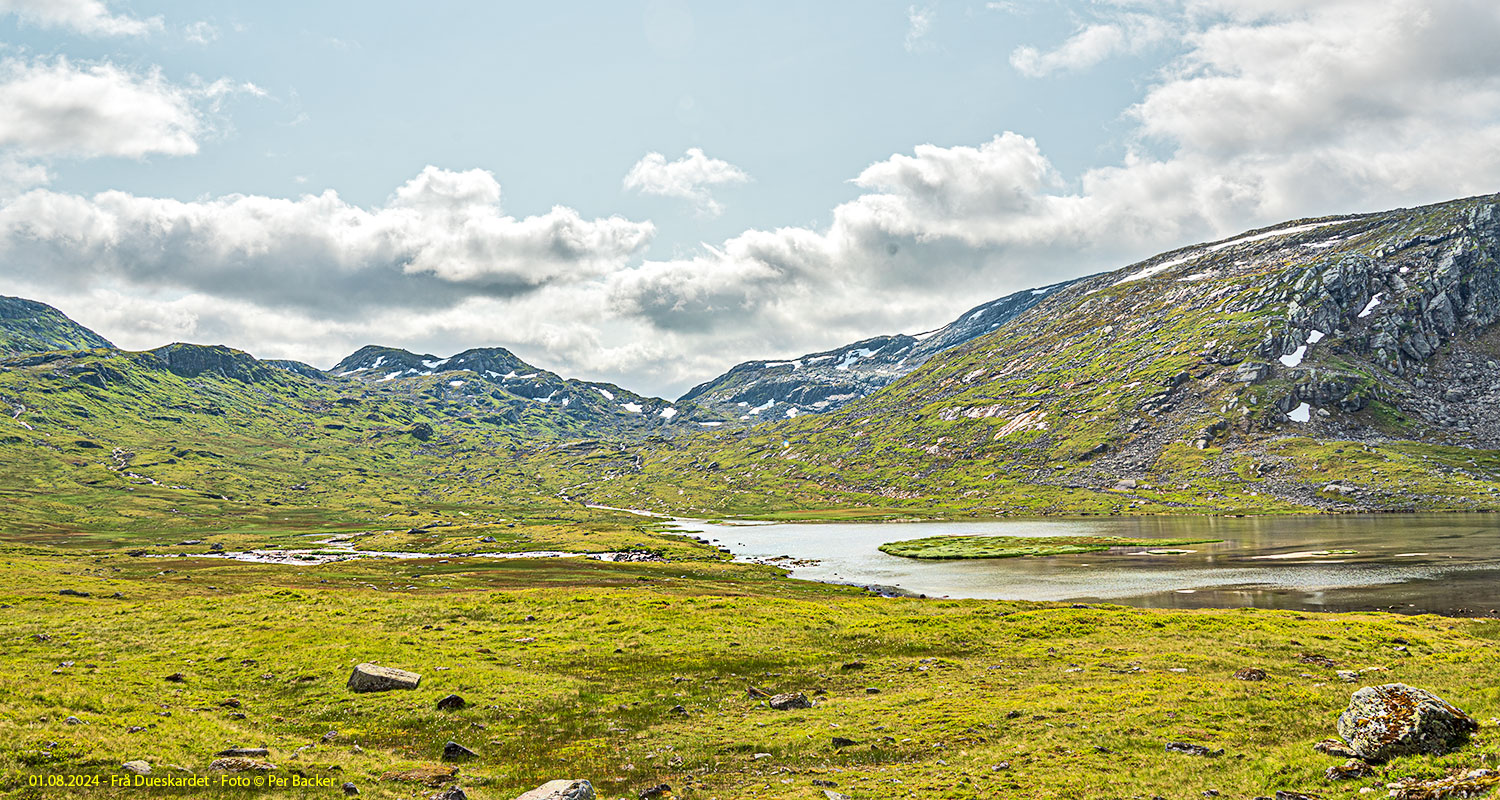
left=0, top=0, right=161, bottom=37
left=183, top=20, right=219, bottom=45
left=622, top=148, right=750, bottom=217
left=0, top=57, right=202, bottom=159
left=0, top=166, right=656, bottom=316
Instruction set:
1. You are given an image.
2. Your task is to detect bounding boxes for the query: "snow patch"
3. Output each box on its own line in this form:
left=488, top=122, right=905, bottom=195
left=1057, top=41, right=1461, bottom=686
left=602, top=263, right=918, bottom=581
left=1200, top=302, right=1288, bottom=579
left=749, top=398, right=776, bottom=414
left=835, top=348, right=876, bottom=371
left=785, top=408, right=800, bottom=418
left=620, top=402, right=643, bottom=413
left=658, top=407, right=677, bottom=419
left=699, top=421, right=723, bottom=427
left=448, top=380, right=465, bottom=388
left=596, top=387, right=615, bottom=400
left=1287, top=402, right=1312, bottom=423
left=1307, top=329, right=1326, bottom=344
left=378, top=371, right=401, bottom=382
left=1359, top=294, right=1383, bottom=318
left=1279, top=346, right=1307, bottom=368
left=421, top=358, right=449, bottom=369
left=1205, top=220, right=1343, bottom=252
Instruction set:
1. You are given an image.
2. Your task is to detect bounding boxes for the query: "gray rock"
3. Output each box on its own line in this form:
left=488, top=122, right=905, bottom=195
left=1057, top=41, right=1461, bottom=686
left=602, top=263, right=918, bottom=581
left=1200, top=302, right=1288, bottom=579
left=436, top=694, right=466, bottom=711
left=430, top=787, right=467, bottom=800
left=513, top=779, right=596, bottom=800
left=58, top=589, right=91, bottom=598
left=215, top=748, right=269, bottom=757
left=1336, top=683, right=1476, bottom=762
left=347, top=663, right=420, bottom=693
left=341, top=782, right=359, bottom=796
left=769, top=692, right=813, bottom=710
left=1165, top=742, right=1223, bottom=757
left=441, top=741, right=476, bottom=761
left=209, top=757, right=276, bottom=773
left=64, top=716, right=83, bottom=725
left=1234, top=362, right=1272, bottom=383
left=122, top=760, right=151, bottom=776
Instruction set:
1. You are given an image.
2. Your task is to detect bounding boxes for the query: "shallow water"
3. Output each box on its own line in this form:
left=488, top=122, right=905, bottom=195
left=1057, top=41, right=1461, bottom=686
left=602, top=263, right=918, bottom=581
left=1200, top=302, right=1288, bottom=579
left=673, top=515, right=1500, bottom=615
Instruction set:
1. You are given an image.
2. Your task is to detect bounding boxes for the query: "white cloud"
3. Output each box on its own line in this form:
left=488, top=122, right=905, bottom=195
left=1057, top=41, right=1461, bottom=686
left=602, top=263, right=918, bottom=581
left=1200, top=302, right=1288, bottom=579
left=623, top=147, right=750, bottom=217
left=0, top=166, right=655, bottom=315
left=1010, top=14, right=1173, bottom=77
left=905, top=4, right=936, bottom=52
left=0, top=0, right=161, bottom=37
left=0, top=57, right=200, bottom=159
left=184, top=20, right=219, bottom=45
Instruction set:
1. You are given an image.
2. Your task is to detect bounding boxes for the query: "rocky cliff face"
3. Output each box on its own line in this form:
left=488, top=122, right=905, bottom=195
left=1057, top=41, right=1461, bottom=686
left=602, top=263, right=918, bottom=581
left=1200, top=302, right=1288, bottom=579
left=677, top=281, right=1080, bottom=420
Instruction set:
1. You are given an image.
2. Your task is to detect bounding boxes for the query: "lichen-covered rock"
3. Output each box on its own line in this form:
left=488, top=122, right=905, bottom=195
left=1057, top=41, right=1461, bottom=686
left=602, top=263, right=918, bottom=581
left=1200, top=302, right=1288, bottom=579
left=1336, top=683, right=1476, bottom=762
left=768, top=692, right=812, bottom=710
left=513, top=779, right=596, bottom=800
left=347, top=663, right=420, bottom=693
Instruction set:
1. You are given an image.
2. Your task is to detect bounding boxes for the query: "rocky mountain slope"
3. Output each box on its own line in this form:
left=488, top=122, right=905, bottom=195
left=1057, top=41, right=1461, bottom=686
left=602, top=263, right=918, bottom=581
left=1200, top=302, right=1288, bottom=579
left=0, top=295, right=113, bottom=354
left=553, top=192, right=1500, bottom=517
left=678, top=281, right=1079, bottom=419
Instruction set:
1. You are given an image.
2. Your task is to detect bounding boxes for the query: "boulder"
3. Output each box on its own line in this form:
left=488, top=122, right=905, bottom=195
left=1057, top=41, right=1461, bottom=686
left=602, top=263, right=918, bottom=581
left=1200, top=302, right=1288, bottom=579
left=513, top=779, right=596, bottom=800
left=347, top=663, right=421, bottom=693
left=430, top=787, right=467, bottom=800
left=215, top=748, right=269, bottom=757
left=1336, top=683, right=1476, bottom=762
left=1233, top=668, right=1267, bottom=681
left=436, top=694, right=466, bottom=711
left=768, top=692, right=812, bottom=710
left=441, top=741, right=476, bottom=761
left=122, top=760, right=152, bottom=776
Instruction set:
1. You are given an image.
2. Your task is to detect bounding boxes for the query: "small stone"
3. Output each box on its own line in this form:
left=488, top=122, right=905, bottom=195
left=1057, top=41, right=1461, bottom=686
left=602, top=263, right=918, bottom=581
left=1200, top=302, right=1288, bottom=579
left=840, top=661, right=866, bottom=671
left=865, top=686, right=880, bottom=694
left=441, top=741, right=476, bottom=761
left=127, top=726, right=145, bottom=733
left=430, top=787, right=467, bottom=800
left=64, top=716, right=83, bottom=725
left=436, top=694, right=467, bottom=711
left=122, top=760, right=151, bottom=776
left=210, top=757, right=276, bottom=773
left=341, top=782, right=359, bottom=796
left=220, top=698, right=241, bottom=708
left=347, top=663, right=420, bottom=693
left=163, top=672, right=186, bottom=683
left=637, top=784, right=671, bottom=799
left=58, top=589, right=91, bottom=597
left=215, top=748, right=270, bottom=757
left=668, top=704, right=687, bottom=716
left=1234, top=668, right=1267, bottom=681
left=1325, top=759, right=1373, bottom=780
left=1165, top=742, right=1223, bottom=757
left=823, top=791, right=851, bottom=800
left=831, top=736, right=857, bottom=748
left=812, top=779, right=837, bottom=788
left=1336, top=670, right=1359, bottom=682
left=1312, top=738, right=1355, bottom=758
left=768, top=692, right=812, bottom=710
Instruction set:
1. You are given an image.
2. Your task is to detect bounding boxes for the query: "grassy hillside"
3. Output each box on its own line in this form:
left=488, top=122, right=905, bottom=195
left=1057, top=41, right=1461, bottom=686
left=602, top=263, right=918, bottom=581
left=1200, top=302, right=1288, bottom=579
left=0, top=296, right=113, bottom=355
left=548, top=193, right=1500, bottom=519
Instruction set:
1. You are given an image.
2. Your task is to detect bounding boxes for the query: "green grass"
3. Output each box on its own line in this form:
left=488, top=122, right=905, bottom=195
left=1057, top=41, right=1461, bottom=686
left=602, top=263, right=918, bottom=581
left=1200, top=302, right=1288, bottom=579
left=4, top=544, right=1500, bottom=799
left=877, top=534, right=1223, bottom=560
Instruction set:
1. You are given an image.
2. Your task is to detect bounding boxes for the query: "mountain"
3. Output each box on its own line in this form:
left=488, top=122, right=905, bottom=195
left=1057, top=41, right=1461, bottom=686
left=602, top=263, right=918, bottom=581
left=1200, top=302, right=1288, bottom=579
left=330, top=343, right=706, bottom=432
left=678, top=281, right=1080, bottom=420
left=552, top=192, right=1500, bottom=517
left=0, top=295, right=113, bottom=354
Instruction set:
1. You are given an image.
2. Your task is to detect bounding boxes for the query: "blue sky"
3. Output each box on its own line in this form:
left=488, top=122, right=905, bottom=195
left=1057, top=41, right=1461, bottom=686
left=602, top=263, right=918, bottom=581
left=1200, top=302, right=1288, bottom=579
left=2, top=1, right=1499, bottom=397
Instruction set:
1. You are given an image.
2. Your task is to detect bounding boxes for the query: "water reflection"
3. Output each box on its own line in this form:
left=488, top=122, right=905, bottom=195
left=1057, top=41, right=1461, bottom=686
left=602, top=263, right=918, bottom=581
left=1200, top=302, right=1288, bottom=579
left=674, top=515, right=1500, bottom=616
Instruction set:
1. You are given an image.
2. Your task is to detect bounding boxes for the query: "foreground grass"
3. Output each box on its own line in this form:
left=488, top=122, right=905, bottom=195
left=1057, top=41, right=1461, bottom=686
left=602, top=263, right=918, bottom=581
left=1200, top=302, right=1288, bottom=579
left=3, top=545, right=1500, bottom=800
left=878, top=535, right=1223, bottom=560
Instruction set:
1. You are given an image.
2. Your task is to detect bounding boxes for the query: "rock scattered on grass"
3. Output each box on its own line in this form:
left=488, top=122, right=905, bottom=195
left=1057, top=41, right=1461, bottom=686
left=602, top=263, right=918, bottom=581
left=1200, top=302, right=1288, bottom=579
left=436, top=694, right=467, bottom=711
left=1165, top=742, right=1223, bottom=757
left=1323, top=759, right=1372, bottom=780
left=1312, top=739, right=1355, bottom=758
left=163, top=672, right=186, bottom=683
left=64, top=716, right=82, bottom=725
left=1335, top=683, right=1477, bottom=762
left=340, top=782, right=358, bottom=796
left=637, top=783, right=670, bottom=799
left=122, top=760, right=151, bottom=776
left=831, top=736, right=857, bottom=749
left=1234, top=668, right=1267, bottom=681
left=441, top=741, right=477, bottom=761
left=58, top=589, right=91, bottom=598
left=347, top=663, right=420, bottom=693
left=512, top=779, right=596, bottom=800
left=215, top=748, right=269, bottom=757
left=430, top=787, right=467, bottom=800
left=769, top=692, right=812, bottom=710
left=210, top=757, right=276, bottom=773
left=1387, top=768, right=1500, bottom=799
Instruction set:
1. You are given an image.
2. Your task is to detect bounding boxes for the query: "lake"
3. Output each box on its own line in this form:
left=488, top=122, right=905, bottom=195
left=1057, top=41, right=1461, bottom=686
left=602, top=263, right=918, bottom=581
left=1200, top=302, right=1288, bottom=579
left=672, top=514, right=1500, bottom=616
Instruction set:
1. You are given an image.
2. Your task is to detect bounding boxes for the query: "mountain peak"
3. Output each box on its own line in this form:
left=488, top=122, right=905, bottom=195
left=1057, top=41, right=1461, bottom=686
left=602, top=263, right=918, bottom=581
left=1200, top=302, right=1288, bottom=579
left=0, top=295, right=114, bottom=355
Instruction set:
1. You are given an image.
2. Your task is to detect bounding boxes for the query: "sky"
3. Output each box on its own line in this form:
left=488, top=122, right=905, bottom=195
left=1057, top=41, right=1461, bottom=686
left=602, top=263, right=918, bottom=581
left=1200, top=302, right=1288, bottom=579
left=2, top=0, right=1499, bottom=398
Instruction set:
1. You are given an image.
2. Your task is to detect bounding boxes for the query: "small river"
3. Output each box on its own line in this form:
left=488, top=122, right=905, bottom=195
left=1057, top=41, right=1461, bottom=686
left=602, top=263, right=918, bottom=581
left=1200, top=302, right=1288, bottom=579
left=672, top=515, right=1500, bottom=616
